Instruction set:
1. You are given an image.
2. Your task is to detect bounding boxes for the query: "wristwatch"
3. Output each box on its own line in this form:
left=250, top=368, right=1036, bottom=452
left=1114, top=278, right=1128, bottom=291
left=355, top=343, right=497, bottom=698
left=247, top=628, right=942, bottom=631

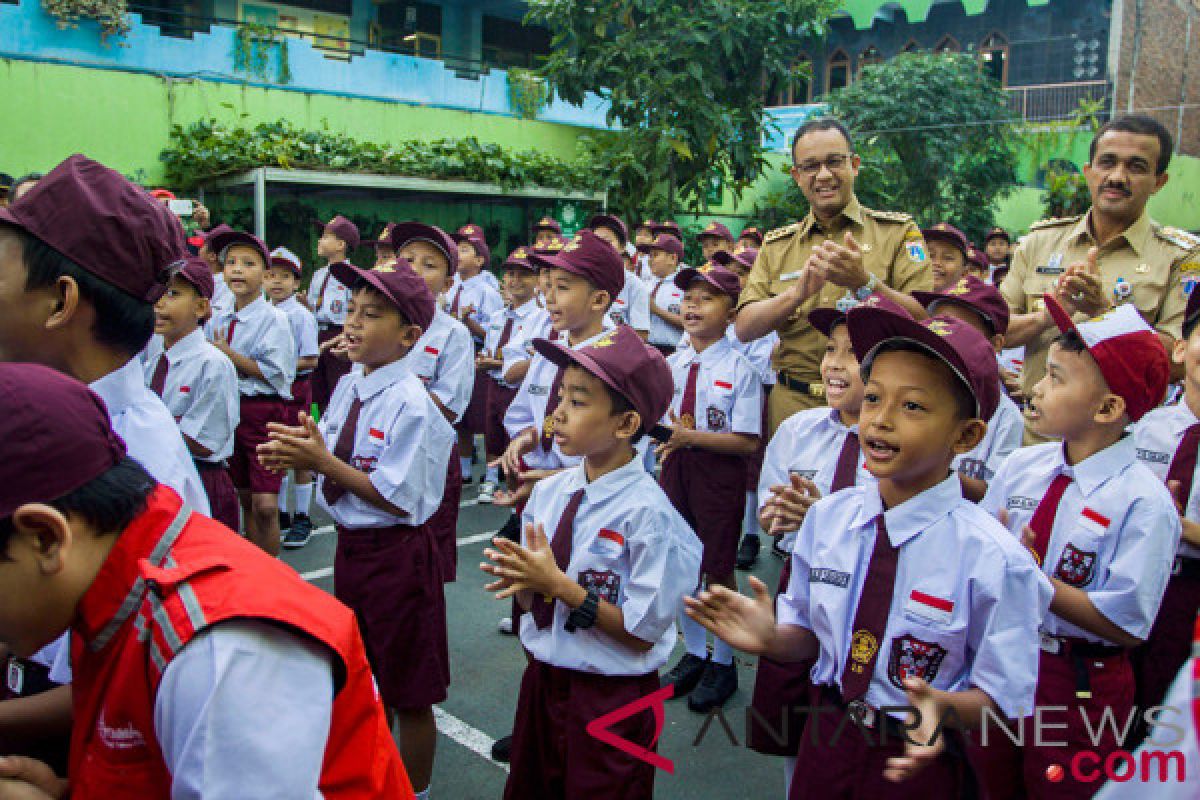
left=565, top=588, right=600, bottom=633
left=853, top=272, right=880, bottom=302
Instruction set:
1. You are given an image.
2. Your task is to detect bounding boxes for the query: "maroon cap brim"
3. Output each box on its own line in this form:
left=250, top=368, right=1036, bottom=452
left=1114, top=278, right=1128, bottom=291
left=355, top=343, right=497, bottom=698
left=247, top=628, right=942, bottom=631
left=809, top=308, right=848, bottom=338
left=921, top=229, right=968, bottom=253
left=673, top=267, right=738, bottom=300
left=911, top=291, right=998, bottom=333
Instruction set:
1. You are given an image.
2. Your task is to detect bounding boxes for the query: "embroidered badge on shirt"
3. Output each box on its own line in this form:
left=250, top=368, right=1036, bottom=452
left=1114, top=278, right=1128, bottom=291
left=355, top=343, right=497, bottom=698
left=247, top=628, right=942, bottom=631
left=706, top=406, right=728, bottom=430
left=1054, top=542, right=1098, bottom=587
left=888, top=634, right=948, bottom=689
left=579, top=568, right=621, bottom=604
left=849, top=630, right=879, bottom=674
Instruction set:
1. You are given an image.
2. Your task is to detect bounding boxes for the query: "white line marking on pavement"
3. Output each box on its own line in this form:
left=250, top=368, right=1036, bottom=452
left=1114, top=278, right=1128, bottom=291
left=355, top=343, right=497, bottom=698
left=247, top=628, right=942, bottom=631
left=457, top=530, right=498, bottom=547
left=300, top=566, right=334, bottom=581
left=461, top=496, right=482, bottom=508
left=433, top=706, right=510, bottom=773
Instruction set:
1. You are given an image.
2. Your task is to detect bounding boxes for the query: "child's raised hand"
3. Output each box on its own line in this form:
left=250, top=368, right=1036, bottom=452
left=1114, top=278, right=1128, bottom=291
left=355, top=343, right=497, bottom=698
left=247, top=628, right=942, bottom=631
left=496, top=429, right=536, bottom=478
left=654, top=410, right=692, bottom=461
left=481, top=522, right=565, bottom=599
left=765, top=474, right=821, bottom=534
left=684, top=576, right=777, bottom=655
left=883, top=677, right=946, bottom=783
left=256, top=413, right=329, bottom=472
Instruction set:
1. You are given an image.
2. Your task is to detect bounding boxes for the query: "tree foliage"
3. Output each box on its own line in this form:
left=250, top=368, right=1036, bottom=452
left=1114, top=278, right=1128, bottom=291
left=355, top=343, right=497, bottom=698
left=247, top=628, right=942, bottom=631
left=526, top=0, right=836, bottom=219
left=824, top=52, right=1019, bottom=240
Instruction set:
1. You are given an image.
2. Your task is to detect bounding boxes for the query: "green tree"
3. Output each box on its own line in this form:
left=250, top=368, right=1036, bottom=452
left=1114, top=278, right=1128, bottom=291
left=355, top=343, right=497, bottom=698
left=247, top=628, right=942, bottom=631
left=824, top=52, right=1019, bottom=240
left=526, top=0, right=836, bottom=219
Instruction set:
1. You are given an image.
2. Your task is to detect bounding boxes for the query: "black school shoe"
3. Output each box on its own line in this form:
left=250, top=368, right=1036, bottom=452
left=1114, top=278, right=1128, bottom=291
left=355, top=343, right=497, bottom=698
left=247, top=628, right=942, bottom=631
left=491, top=734, right=512, bottom=763
left=278, top=510, right=291, bottom=531
left=281, top=514, right=314, bottom=550
left=661, top=653, right=709, bottom=697
left=735, top=534, right=760, bottom=570
left=687, top=662, right=738, bottom=713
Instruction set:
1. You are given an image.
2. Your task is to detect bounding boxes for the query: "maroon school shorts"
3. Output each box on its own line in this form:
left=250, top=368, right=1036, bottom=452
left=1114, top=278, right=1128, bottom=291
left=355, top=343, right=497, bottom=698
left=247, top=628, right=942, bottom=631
left=229, top=396, right=287, bottom=494
left=333, top=524, right=449, bottom=711
left=426, top=441, right=462, bottom=582
left=195, top=459, right=240, bottom=532
left=484, top=379, right=519, bottom=458
left=504, top=661, right=660, bottom=800
left=285, top=373, right=313, bottom=426
left=456, top=367, right=490, bottom=436
left=747, top=556, right=813, bottom=756
left=311, top=327, right=351, bottom=410
left=659, top=447, right=747, bottom=577
left=1133, top=559, right=1200, bottom=715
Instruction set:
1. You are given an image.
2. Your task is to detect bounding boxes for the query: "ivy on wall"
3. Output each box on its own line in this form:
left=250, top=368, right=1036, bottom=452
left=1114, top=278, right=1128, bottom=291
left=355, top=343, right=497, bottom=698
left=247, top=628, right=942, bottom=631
left=42, top=0, right=130, bottom=40
left=507, top=69, right=550, bottom=120
left=160, top=119, right=602, bottom=193
left=233, top=23, right=293, bottom=85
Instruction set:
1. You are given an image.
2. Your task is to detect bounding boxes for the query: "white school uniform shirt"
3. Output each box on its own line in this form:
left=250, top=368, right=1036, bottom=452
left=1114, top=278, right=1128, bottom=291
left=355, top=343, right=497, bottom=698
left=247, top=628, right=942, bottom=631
left=646, top=272, right=684, bottom=347
left=483, top=298, right=546, bottom=387
left=1134, top=401, right=1200, bottom=559
left=953, top=389, right=1023, bottom=482
left=210, top=296, right=297, bottom=399
left=663, top=336, right=762, bottom=436
left=730, top=328, right=779, bottom=386
left=504, top=327, right=614, bottom=471
left=317, top=358, right=454, bottom=528
left=399, top=309, right=475, bottom=423
left=210, top=273, right=234, bottom=318
left=142, top=329, right=239, bottom=463
left=90, top=357, right=210, bottom=516
left=499, top=305, right=553, bottom=379
left=997, top=346, right=1025, bottom=377
left=518, top=456, right=702, bottom=675
left=306, top=265, right=350, bottom=328
left=445, top=272, right=503, bottom=341
left=779, top=474, right=1051, bottom=719
left=606, top=272, right=651, bottom=332
left=274, top=295, right=320, bottom=374
left=981, top=438, right=1181, bottom=645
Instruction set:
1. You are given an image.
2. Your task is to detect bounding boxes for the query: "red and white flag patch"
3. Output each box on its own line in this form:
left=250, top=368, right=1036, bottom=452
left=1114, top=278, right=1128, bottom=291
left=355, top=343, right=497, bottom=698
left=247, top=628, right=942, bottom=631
left=1079, top=507, right=1110, bottom=537
left=713, top=379, right=733, bottom=391
left=598, top=528, right=625, bottom=547
left=179, top=386, right=191, bottom=394
left=368, top=427, right=386, bottom=443
left=905, top=590, right=955, bottom=624
left=424, top=345, right=440, bottom=356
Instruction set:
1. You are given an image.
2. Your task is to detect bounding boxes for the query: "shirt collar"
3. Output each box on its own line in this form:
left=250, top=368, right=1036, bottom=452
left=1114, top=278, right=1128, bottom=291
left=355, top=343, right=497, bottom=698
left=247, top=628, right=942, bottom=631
left=357, top=358, right=410, bottom=400
left=89, top=356, right=147, bottom=416
left=234, top=294, right=268, bottom=321
left=678, top=334, right=732, bottom=367
left=830, top=408, right=859, bottom=433
left=562, top=454, right=647, bottom=504
left=275, top=295, right=300, bottom=312
left=1062, top=435, right=1137, bottom=496
left=855, top=473, right=962, bottom=547
left=164, top=328, right=207, bottom=364
left=510, top=298, right=540, bottom=319
left=1074, top=210, right=1155, bottom=258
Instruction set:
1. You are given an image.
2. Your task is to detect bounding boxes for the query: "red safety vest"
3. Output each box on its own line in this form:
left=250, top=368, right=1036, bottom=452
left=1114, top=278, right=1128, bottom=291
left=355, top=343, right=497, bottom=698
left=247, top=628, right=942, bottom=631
left=67, top=485, right=412, bottom=799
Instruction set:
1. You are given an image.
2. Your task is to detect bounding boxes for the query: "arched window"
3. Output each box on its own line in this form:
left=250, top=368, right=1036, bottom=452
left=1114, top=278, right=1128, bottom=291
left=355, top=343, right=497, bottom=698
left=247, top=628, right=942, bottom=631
left=826, top=49, right=851, bottom=93
left=934, top=35, right=960, bottom=54
left=980, top=32, right=1009, bottom=85
left=858, top=45, right=883, bottom=75
left=766, top=56, right=812, bottom=106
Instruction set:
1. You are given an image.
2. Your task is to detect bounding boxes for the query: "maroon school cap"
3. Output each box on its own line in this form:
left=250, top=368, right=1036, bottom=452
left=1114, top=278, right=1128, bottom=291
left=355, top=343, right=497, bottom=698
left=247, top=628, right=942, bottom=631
left=739, top=227, right=764, bottom=246
left=651, top=220, right=683, bottom=240
left=332, top=259, right=435, bottom=332
left=730, top=245, right=758, bottom=270
left=503, top=246, right=537, bottom=272
left=809, top=307, right=849, bottom=338
left=533, top=236, right=566, bottom=257
left=848, top=302, right=1001, bottom=420
left=921, top=222, right=969, bottom=256
left=171, top=257, right=215, bottom=300
left=588, top=214, right=629, bottom=247
left=0, top=363, right=127, bottom=520
left=533, top=325, right=673, bottom=434
left=966, top=244, right=988, bottom=272
left=698, top=221, right=734, bottom=242
left=674, top=263, right=741, bottom=301
left=635, top=219, right=657, bottom=233
left=0, top=154, right=187, bottom=303
left=985, top=226, right=1011, bottom=244
left=313, top=215, right=360, bottom=251
left=207, top=229, right=270, bottom=268
left=528, top=229, right=624, bottom=300
left=269, top=246, right=303, bottom=279
left=648, top=234, right=684, bottom=260
left=363, top=223, right=397, bottom=249
left=452, top=224, right=491, bottom=264
left=912, top=275, right=1010, bottom=336
left=201, top=224, right=232, bottom=248
left=388, top=222, right=459, bottom=276
left=533, top=217, right=562, bottom=235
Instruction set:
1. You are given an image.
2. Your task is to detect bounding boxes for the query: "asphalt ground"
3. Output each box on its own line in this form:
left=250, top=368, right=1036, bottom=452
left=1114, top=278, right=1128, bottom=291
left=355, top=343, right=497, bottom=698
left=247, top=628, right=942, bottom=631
left=280, top=445, right=789, bottom=799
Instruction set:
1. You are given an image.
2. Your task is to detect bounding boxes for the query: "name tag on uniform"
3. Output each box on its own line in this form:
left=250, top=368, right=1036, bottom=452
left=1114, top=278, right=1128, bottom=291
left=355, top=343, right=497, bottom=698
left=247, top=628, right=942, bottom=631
left=779, top=270, right=804, bottom=282
left=530, top=385, right=548, bottom=396
left=1035, top=253, right=1065, bottom=275
left=1136, top=448, right=1170, bottom=465
left=1078, top=507, right=1110, bottom=536
left=809, top=567, right=850, bottom=588
left=906, top=590, right=954, bottom=624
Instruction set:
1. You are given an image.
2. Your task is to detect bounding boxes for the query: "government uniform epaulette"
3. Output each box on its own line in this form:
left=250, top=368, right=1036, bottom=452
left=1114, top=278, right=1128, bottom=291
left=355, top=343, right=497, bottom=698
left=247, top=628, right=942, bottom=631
left=862, top=208, right=913, bottom=224
left=1154, top=225, right=1200, bottom=251
left=764, top=222, right=801, bottom=243
left=1028, top=215, right=1079, bottom=231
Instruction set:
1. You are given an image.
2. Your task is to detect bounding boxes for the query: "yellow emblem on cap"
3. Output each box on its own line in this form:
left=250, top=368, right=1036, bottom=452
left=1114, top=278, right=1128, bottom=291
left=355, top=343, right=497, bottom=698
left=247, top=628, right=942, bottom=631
left=563, top=237, right=582, bottom=252
left=926, top=319, right=953, bottom=337
left=734, top=244, right=748, bottom=255
left=946, top=279, right=971, bottom=296
left=464, top=226, right=476, bottom=234
left=374, top=263, right=396, bottom=273
left=513, top=248, right=527, bottom=260
left=593, top=331, right=618, bottom=348
left=850, top=630, right=878, bottom=672
left=936, top=223, right=948, bottom=231
left=539, top=218, right=554, bottom=226
left=706, top=222, right=718, bottom=231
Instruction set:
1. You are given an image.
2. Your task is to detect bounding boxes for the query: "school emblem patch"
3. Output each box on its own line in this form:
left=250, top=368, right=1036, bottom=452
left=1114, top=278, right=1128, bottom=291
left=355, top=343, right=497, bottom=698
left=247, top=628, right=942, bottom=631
left=331, top=300, right=344, bottom=313
left=888, top=634, right=948, bottom=689
left=1054, top=543, right=1097, bottom=587
left=706, top=406, right=728, bottom=431
left=610, top=310, right=627, bottom=325
left=849, top=630, right=878, bottom=674
left=579, top=569, right=621, bottom=604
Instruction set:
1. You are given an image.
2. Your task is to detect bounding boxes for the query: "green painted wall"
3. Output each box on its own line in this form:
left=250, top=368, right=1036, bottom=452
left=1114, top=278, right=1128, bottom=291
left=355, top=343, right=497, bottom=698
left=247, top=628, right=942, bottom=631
left=1, top=58, right=591, bottom=185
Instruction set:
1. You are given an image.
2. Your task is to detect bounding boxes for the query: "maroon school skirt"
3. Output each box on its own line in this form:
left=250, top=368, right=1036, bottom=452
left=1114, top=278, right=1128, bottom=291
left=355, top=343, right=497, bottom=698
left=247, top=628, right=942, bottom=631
left=285, top=373, right=313, bottom=426
left=333, top=523, right=449, bottom=710
left=457, top=367, right=490, bottom=435
left=747, top=556, right=813, bottom=756
left=484, top=380, right=519, bottom=457
left=504, top=661, right=660, bottom=800
left=311, top=327, right=351, bottom=410
left=659, top=447, right=747, bottom=577
left=426, top=441, right=463, bottom=582
left=229, top=395, right=288, bottom=494
left=195, top=459, right=240, bottom=532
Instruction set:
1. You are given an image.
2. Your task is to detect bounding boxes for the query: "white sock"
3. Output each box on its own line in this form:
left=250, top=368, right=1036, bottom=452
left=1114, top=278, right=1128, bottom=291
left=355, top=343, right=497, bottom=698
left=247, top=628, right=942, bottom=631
left=460, top=456, right=472, bottom=479
left=485, top=464, right=499, bottom=483
left=414, top=788, right=430, bottom=800
left=784, top=757, right=797, bottom=795
left=279, top=473, right=292, bottom=513
left=712, top=636, right=735, bottom=666
left=294, top=482, right=313, bottom=517
left=679, top=607, right=709, bottom=658
left=742, top=491, right=759, bottom=537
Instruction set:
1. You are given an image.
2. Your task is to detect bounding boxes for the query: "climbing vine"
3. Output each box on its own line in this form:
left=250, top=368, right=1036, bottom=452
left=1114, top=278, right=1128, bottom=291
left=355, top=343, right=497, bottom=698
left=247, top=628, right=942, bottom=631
left=41, top=0, right=130, bottom=40
left=507, top=68, right=550, bottom=120
left=233, top=23, right=293, bottom=84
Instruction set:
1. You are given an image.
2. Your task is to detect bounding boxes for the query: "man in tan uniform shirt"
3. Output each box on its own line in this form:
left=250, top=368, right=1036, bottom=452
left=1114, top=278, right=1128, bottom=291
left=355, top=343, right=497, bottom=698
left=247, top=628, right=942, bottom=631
left=736, top=118, right=932, bottom=434
left=1001, top=115, right=1200, bottom=440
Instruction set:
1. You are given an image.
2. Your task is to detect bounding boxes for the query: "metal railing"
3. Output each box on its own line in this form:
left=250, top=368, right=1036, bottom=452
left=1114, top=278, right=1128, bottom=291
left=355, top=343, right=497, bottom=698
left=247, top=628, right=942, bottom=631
left=1004, top=80, right=1109, bottom=122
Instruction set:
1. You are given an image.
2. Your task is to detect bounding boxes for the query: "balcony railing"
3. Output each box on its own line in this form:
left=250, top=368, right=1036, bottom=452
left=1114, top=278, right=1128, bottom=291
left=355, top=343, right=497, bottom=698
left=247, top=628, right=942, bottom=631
left=1005, top=80, right=1109, bottom=122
